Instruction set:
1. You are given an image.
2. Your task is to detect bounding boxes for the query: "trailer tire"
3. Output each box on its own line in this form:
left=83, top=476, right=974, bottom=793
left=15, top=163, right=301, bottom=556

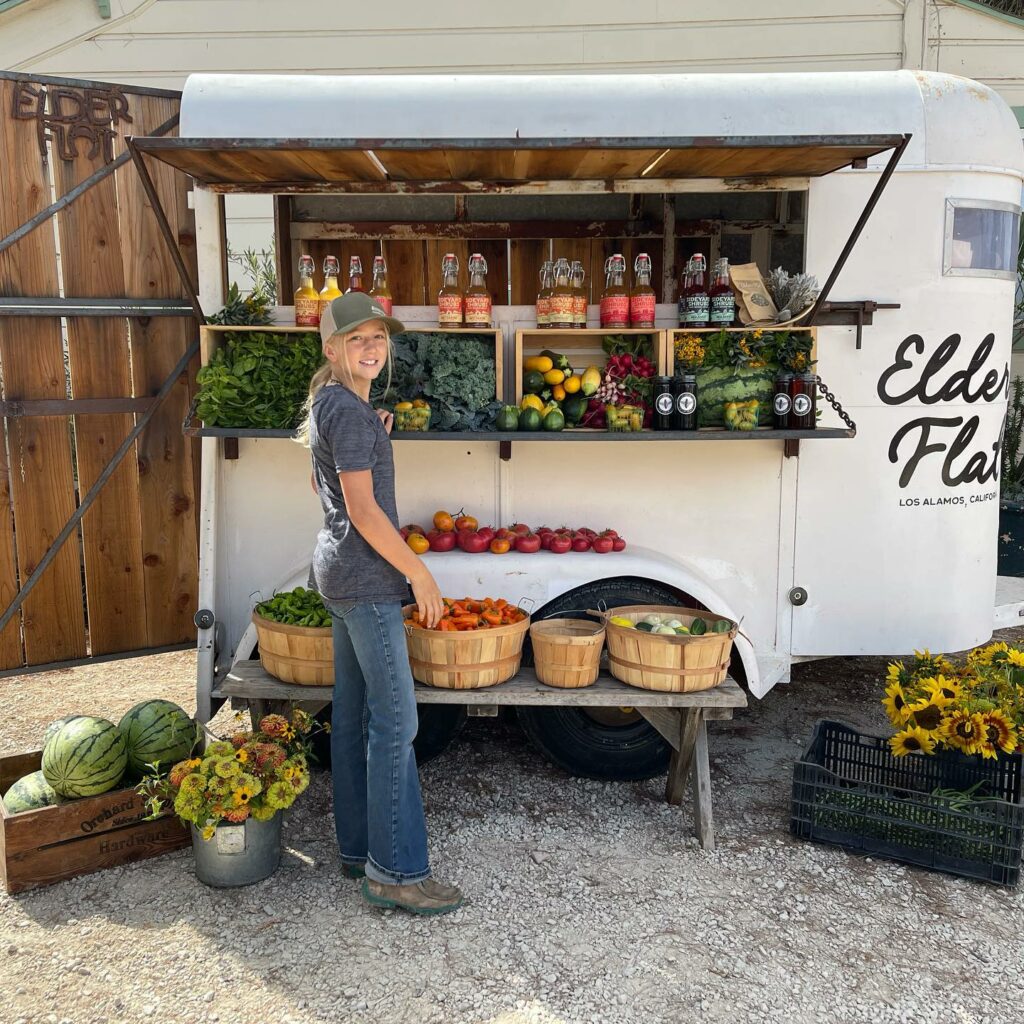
left=516, top=577, right=694, bottom=781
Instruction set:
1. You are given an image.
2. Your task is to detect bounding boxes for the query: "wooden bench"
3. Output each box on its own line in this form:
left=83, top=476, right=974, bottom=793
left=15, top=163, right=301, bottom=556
left=216, top=662, right=748, bottom=850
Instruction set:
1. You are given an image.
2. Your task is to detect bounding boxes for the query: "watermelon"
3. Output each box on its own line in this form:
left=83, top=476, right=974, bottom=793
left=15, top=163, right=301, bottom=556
left=694, top=366, right=776, bottom=428
left=42, top=716, right=127, bottom=798
left=2, top=770, right=60, bottom=814
left=42, top=715, right=86, bottom=749
left=118, top=700, right=198, bottom=774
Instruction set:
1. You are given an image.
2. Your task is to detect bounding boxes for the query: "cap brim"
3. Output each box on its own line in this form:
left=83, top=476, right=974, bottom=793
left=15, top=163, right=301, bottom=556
left=321, top=310, right=406, bottom=345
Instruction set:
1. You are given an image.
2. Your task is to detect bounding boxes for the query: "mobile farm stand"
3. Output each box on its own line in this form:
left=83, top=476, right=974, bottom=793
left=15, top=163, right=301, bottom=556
left=129, top=70, right=1023, bottom=802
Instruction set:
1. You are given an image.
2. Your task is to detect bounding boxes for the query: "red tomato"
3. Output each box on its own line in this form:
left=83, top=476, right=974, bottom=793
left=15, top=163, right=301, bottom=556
left=494, top=527, right=512, bottom=541
left=490, top=538, right=511, bottom=554
left=455, top=515, right=478, bottom=532
left=577, top=528, right=598, bottom=539
left=461, top=532, right=489, bottom=554
left=540, top=533, right=554, bottom=551
left=477, top=526, right=496, bottom=544
left=549, top=536, right=572, bottom=554
left=572, top=536, right=592, bottom=552
left=456, top=528, right=476, bottom=551
left=402, top=523, right=426, bottom=536
left=555, top=527, right=573, bottom=537
left=509, top=523, right=531, bottom=537
left=591, top=536, right=614, bottom=554
left=599, top=528, right=619, bottom=539
left=612, top=537, right=627, bottom=552
left=429, top=532, right=457, bottom=552
left=399, top=527, right=410, bottom=540
left=514, top=533, right=541, bottom=554
left=433, top=510, right=455, bottom=532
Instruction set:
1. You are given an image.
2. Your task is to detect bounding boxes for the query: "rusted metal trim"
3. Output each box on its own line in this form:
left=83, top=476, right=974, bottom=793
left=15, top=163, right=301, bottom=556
left=0, top=641, right=194, bottom=679
left=126, top=138, right=206, bottom=322
left=0, top=337, right=200, bottom=638
left=0, top=397, right=157, bottom=416
left=0, top=112, right=180, bottom=257
left=0, top=70, right=183, bottom=99
left=805, top=135, right=911, bottom=326
left=0, top=297, right=194, bottom=316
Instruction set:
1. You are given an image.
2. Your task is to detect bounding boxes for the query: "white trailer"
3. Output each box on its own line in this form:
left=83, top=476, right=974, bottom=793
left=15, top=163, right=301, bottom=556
left=133, top=69, right=1023, bottom=778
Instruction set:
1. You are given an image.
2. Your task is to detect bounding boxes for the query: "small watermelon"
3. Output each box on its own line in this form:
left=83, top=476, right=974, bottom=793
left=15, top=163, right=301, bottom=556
left=42, top=716, right=127, bottom=798
left=2, top=770, right=60, bottom=814
left=42, top=715, right=86, bottom=750
left=118, top=700, right=198, bottom=774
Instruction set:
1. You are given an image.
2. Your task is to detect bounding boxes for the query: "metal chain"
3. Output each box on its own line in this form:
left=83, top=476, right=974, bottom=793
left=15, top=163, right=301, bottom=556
left=182, top=395, right=199, bottom=434
left=816, top=376, right=856, bottom=432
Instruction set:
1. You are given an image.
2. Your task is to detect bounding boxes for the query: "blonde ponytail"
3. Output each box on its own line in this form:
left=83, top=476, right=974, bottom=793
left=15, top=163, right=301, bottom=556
left=294, top=362, right=334, bottom=447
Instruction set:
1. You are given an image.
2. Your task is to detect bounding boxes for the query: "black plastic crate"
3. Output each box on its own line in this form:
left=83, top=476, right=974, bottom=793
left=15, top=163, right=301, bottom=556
left=791, top=719, right=1024, bottom=886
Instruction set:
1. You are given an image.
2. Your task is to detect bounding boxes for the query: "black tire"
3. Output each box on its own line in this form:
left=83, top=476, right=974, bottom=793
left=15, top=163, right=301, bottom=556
left=517, top=577, right=698, bottom=781
left=307, top=703, right=467, bottom=770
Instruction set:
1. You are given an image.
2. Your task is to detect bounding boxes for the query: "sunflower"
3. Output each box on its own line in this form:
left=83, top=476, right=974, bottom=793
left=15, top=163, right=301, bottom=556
left=941, top=708, right=985, bottom=755
left=968, top=642, right=1009, bottom=667
left=921, top=675, right=962, bottom=705
left=1006, top=649, right=1024, bottom=668
left=201, top=824, right=216, bottom=841
left=912, top=649, right=955, bottom=678
left=886, top=661, right=907, bottom=683
left=882, top=682, right=912, bottom=726
left=907, top=696, right=945, bottom=734
left=979, top=710, right=1017, bottom=756
left=889, top=725, right=937, bottom=757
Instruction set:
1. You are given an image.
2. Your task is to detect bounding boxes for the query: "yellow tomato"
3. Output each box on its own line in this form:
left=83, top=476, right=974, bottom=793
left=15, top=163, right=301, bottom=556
left=394, top=401, right=414, bottom=411
left=563, top=375, right=581, bottom=394
left=406, top=533, right=430, bottom=554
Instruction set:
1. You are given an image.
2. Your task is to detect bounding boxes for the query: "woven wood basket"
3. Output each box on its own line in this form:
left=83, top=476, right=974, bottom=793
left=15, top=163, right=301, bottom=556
left=253, top=612, right=333, bottom=686
left=529, top=618, right=606, bottom=689
left=402, top=605, right=530, bottom=689
left=594, top=605, right=736, bottom=693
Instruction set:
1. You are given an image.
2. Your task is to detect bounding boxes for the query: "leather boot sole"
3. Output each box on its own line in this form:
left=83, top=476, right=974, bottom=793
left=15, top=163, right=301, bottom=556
left=361, top=878, right=462, bottom=916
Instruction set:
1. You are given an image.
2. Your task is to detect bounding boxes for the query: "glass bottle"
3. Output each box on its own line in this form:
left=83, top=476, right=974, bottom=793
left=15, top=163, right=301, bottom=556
left=549, top=257, right=574, bottom=328
left=318, top=256, right=342, bottom=320
left=773, top=372, right=793, bottom=430
left=346, top=256, right=365, bottom=294
left=630, top=253, right=656, bottom=328
left=672, top=374, right=698, bottom=431
left=677, top=257, right=693, bottom=328
left=464, top=253, right=492, bottom=328
left=536, top=260, right=553, bottom=329
left=653, top=376, right=673, bottom=431
left=294, top=254, right=319, bottom=327
left=600, top=254, right=629, bottom=329
left=368, top=255, right=393, bottom=315
left=438, top=253, right=464, bottom=327
left=708, top=257, right=736, bottom=328
left=570, top=260, right=587, bottom=329
left=683, top=253, right=710, bottom=328
left=789, top=372, right=817, bottom=429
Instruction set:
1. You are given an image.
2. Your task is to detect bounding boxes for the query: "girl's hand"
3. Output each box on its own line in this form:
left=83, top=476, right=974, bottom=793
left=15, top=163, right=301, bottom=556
left=376, top=409, right=394, bottom=435
left=410, top=569, right=444, bottom=629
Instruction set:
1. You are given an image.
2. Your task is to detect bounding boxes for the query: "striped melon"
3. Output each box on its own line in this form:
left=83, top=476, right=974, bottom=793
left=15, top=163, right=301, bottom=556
left=694, top=366, right=777, bottom=427
left=118, top=700, right=198, bottom=774
left=2, top=770, right=60, bottom=814
left=41, top=716, right=127, bottom=798
left=42, top=715, right=86, bottom=749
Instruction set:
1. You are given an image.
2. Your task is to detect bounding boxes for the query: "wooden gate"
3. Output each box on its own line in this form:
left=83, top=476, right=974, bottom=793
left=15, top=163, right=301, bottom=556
left=0, top=72, right=201, bottom=673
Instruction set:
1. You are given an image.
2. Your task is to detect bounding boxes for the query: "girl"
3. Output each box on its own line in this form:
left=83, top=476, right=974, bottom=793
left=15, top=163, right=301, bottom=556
left=296, top=291, right=462, bottom=916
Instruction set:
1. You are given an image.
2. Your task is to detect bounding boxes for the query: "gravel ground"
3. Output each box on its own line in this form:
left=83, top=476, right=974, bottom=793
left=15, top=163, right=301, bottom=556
left=2, top=633, right=1024, bottom=1024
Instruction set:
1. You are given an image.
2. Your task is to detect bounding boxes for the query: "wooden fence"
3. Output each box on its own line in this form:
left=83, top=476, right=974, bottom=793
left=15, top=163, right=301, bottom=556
left=0, top=73, right=200, bottom=671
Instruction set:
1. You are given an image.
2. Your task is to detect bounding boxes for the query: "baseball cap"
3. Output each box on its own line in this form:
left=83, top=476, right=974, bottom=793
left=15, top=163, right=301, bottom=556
left=319, top=291, right=405, bottom=345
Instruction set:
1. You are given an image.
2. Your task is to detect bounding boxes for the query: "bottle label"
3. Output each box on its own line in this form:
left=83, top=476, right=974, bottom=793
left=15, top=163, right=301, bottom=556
left=370, top=294, right=393, bottom=315
left=685, top=294, right=710, bottom=323
left=536, top=297, right=550, bottom=325
left=600, top=295, right=629, bottom=327
left=464, top=294, right=492, bottom=325
left=549, top=294, right=575, bottom=326
left=774, top=393, right=792, bottom=417
left=793, top=394, right=812, bottom=417
left=630, top=294, right=656, bottom=326
left=572, top=295, right=587, bottom=326
left=676, top=393, right=697, bottom=416
left=655, top=393, right=674, bottom=416
left=295, top=297, right=320, bottom=327
left=438, top=294, right=464, bottom=325
left=709, top=294, right=736, bottom=325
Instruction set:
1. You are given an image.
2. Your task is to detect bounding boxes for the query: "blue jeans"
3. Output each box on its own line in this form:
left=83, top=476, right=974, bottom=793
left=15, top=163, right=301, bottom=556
left=324, top=599, right=431, bottom=886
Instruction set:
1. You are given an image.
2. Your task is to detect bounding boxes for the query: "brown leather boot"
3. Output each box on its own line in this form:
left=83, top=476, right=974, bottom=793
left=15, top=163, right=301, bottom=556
left=362, top=877, right=463, bottom=916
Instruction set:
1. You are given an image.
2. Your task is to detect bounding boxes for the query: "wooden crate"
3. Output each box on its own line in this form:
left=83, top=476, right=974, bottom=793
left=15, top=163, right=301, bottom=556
left=0, top=751, right=189, bottom=894
left=666, top=327, right=817, bottom=376
left=514, top=328, right=666, bottom=404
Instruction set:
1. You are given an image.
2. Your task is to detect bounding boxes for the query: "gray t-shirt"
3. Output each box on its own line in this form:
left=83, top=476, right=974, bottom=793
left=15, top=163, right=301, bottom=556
left=309, top=381, right=408, bottom=603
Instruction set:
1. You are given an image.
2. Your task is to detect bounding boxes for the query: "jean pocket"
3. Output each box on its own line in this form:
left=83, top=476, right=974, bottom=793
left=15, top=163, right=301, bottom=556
left=322, top=598, right=357, bottom=618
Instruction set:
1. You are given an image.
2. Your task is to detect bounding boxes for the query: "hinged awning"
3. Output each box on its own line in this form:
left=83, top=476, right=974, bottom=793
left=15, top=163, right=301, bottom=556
left=130, top=134, right=905, bottom=195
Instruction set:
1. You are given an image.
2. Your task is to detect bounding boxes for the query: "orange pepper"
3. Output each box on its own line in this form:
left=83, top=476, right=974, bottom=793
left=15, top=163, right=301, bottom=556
left=482, top=610, right=502, bottom=626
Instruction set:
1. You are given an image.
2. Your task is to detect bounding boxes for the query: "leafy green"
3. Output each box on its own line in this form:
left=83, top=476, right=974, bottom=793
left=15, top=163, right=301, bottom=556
left=374, top=331, right=501, bottom=432
left=205, top=282, right=272, bottom=326
left=196, top=331, right=323, bottom=428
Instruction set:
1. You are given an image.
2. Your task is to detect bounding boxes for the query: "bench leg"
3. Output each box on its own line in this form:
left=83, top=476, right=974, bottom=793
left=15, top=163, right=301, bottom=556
left=690, top=714, right=715, bottom=850
left=665, top=708, right=700, bottom=806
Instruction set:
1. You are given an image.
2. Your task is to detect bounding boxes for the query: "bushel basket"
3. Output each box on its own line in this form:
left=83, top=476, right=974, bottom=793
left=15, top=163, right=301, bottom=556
left=595, top=605, right=735, bottom=693
left=529, top=618, right=605, bottom=689
left=403, top=606, right=530, bottom=689
left=253, top=612, right=333, bottom=686
left=791, top=719, right=1024, bottom=886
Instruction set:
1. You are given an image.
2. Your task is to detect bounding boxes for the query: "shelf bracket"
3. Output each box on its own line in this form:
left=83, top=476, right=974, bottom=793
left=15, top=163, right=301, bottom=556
left=784, top=439, right=800, bottom=459
left=499, top=440, right=512, bottom=462
left=223, top=437, right=239, bottom=461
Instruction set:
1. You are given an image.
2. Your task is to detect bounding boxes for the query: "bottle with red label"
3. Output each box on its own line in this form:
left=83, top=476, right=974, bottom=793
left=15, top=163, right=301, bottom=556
left=368, top=255, right=393, bottom=315
left=464, top=253, right=492, bottom=328
left=549, top=258, right=575, bottom=328
left=682, top=253, right=710, bottom=328
left=438, top=253, right=464, bottom=326
left=600, top=254, right=629, bottom=329
left=294, top=254, right=320, bottom=327
left=346, top=256, right=365, bottom=294
left=536, top=260, right=553, bottom=328
left=708, top=257, right=736, bottom=327
left=570, top=260, right=587, bottom=329
left=630, top=253, right=656, bottom=328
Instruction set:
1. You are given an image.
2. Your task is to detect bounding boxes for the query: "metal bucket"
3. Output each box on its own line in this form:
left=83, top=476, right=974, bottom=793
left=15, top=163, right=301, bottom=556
left=191, top=814, right=282, bottom=887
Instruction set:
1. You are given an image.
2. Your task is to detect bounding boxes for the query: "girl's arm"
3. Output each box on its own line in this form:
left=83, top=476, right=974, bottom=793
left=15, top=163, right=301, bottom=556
left=339, top=470, right=444, bottom=628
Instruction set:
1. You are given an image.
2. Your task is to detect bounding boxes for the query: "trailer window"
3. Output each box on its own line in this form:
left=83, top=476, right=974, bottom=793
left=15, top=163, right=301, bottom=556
left=943, top=199, right=1020, bottom=280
